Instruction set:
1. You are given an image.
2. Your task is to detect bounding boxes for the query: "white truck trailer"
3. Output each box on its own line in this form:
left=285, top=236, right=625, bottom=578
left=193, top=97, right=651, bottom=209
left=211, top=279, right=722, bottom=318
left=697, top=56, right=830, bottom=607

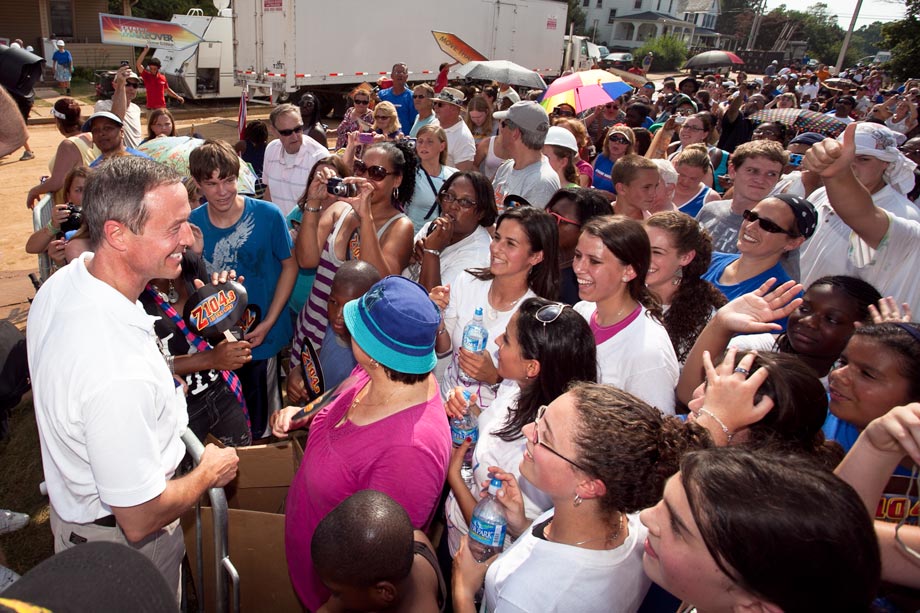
left=232, top=0, right=568, bottom=112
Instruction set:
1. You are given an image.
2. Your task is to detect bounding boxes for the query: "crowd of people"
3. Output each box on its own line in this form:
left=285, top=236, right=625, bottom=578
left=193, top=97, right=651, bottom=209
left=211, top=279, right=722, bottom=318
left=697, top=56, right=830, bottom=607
left=5, top=55, right=920, bottom=611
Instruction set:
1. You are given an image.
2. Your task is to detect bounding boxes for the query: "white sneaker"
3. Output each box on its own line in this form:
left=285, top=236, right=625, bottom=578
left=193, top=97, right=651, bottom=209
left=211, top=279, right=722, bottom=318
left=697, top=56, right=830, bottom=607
left=0, top=510, right=29, bottom=535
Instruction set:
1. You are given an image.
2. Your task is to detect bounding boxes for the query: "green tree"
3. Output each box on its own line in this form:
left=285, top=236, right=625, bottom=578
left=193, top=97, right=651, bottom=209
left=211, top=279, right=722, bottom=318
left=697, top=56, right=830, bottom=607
left=109, top=0, right=215, bottom=19
left=883, top=17, right=920, bottom=79
left=566, top=0, right=588, bottom=35
left=717, top=0, right=759, bottom=40
left=636, top=35, right=687, bottom=71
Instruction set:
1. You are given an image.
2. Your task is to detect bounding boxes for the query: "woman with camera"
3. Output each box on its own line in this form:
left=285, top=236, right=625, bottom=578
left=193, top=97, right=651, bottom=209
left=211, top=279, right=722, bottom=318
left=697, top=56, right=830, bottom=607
left=25, top=166, right=89, bottom=268
left=292, top=141, right=417, bottom=352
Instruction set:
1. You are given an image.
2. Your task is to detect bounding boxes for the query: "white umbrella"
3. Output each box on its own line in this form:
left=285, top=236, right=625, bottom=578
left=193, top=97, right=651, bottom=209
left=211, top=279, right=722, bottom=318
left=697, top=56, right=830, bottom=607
left=453, top=60, right=547, bottom=90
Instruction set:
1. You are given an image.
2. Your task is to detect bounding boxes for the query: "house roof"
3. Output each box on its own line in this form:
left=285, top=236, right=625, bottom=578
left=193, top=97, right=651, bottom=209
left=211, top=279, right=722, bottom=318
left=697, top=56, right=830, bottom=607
left=678, top=0, right=720, bottom=14
left=619, top=10, right=687, bottom=23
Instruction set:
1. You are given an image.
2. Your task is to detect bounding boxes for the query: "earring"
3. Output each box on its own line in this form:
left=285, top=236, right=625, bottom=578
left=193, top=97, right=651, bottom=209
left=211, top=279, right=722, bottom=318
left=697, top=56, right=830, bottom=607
left=371, top=359, right=379, bottom=369
left=573, top=494, right=583, bottom=507
left=392, top=187, right=399, bottom=200
left=672, top=266, right=683, bottom=286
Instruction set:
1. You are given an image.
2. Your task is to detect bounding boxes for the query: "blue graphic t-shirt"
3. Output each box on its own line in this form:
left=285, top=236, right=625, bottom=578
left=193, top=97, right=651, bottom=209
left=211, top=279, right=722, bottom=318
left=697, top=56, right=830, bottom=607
left=190, top=196, right=294, bottom=361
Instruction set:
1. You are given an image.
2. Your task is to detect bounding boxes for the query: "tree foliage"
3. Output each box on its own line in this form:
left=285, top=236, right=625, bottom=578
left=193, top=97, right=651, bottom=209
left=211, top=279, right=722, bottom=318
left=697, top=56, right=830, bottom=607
left=109, top=0, right=216, bottom=20
left=636, top=35, right=687, bottom=71
left=567, top=0, right=588, bottom=35
left=883, top=17, right=920, bottom=79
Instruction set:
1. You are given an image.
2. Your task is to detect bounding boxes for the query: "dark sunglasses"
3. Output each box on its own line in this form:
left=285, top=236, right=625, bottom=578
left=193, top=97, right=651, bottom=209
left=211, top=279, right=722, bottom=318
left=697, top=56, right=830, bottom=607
left=604, top=103, right=619, bottom=110
left=277, top=124, right=304, bottom=136
left=608, top=134, right=630, bottom=145
left=547, top=210, right=581, bottom=227
left=413, top=94, right=430, bottom=100
left=353, top=99, right=370, bottom=105
left=439, top=191, right=477, bottom=209
left=433, top=101, right=446, bottom=108
left=553, top=109, right=575, bottom=117
left=373, top=114, right=391, bottom=121
left=535, top=302, right=571, bottom=326
left=354, top=159, right=397, bottom=181
left=742, top=209, right=795, bottom=236
left=125, top=82, right=140, bottom=88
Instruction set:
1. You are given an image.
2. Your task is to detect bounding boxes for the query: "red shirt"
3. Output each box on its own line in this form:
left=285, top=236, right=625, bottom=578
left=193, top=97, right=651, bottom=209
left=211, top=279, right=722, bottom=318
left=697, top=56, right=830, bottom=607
left=141, top=70, right=168, bottom=109
left=435, top=67, right=449, bottom=93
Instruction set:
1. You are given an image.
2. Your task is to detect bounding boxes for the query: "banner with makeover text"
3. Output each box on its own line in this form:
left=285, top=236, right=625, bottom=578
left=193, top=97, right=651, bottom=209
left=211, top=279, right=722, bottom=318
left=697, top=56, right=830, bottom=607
left=99, top=14, right=203, bottom=51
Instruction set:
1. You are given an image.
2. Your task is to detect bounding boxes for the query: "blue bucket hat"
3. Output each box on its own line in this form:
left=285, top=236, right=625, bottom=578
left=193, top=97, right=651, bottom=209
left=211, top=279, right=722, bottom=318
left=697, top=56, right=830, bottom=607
left=343, top=276, right=440, bottom=374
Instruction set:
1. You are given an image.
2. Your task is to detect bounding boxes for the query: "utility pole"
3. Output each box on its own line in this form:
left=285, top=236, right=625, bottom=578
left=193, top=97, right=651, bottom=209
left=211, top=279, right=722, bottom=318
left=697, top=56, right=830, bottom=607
left=835, top=0, right=863, bottom=73
left=746, top=0, right=767, bottom=50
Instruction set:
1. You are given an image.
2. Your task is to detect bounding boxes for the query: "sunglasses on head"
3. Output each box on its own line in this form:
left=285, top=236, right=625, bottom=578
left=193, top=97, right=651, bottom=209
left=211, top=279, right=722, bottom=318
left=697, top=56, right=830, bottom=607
left=277, top=124, right=304, bottom=137
left=354, top=159, right=397, bottom=181
left=742, top=209, right=795, bottom=236
left=547, top=210, right=581, bottom=227
left=535, top=302, right=571, bottom=326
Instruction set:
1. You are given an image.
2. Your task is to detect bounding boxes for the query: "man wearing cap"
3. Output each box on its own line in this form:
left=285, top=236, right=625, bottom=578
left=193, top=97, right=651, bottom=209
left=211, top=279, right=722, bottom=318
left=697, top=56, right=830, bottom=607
left=27, top=157, right=240, bottom=601
left=433, top=87, right=475, bottom=171
left=765, top=60, right=778, bottom=78
left=262, top=103, right=327, bottom=216
left=136, top=45, right=184, bottom=111
left=491, top=101, right=560, bottom=209
left=94, top=65, right=143, bottom=149
left=826, top=96, right=856, bottom=124
left=378, top=63, right=416, bottom=133
left=801, top=122, right=920, bottom=289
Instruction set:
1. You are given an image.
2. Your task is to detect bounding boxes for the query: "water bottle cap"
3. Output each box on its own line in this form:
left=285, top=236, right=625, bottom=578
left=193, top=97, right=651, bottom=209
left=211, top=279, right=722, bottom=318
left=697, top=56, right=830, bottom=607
left=462, top=390, right=472, bottom=401
left=474, top=307, right=483, bottom=316
left=489, top=477, right=503, bottom=493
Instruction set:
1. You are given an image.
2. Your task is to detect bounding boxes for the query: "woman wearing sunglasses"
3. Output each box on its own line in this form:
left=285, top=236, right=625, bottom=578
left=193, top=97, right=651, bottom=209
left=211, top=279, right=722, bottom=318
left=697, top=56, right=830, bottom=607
left=371, top=101, right=403, bottom=141
left=573, top=215, right=679, bottom=413
left=451, top=383, right=708, bottom=613
left=647, top=112, right=728, bottom=194
left=584, top=100, right=624, bottom=150
left=640, top=447, right=880, bottom=613
left=701, top=194, right=815, bottom=304
left=545, top=188, right=613, bottom=305
left=442, top=298, right=596, bottom=557
left=592, top=125, right=635, bottom=194
left=644, top=211, right=725, bottom=364
left=431, top=208, right=558, bottom=412
left=335, top=84, right=374, bottom=150
left=409, top=171, right=496, bottom=290
left=293, top=141, right=417, bottom=351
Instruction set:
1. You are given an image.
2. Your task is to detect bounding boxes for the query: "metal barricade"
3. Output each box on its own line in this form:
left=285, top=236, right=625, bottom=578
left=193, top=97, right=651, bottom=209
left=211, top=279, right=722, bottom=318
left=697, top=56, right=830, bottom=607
left=31, top=194, right=54, bottom=283
left=181, top=430, right=241, bottom=613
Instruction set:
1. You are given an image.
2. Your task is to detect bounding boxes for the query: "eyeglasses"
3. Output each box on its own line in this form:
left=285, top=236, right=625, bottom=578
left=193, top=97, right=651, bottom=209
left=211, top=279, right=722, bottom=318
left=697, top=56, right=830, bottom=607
left=125, top=83, right=140, bottom=88
left=608, top=134, right=630, bottom=145
left=374, top=114, right=391, bottom=121
left=413, top=94, right=430, bottom=100
left=500, top=119, right=512, bottom=129
left=353, top=99, right=370, bottom=105
left=276, top=125, right=304, bottom=137
left=433, top=101, right=446, bottom=108
left=534, top=302, right=571, bottom=326
left=553, top=109, right=575, bottom=117
left=547, top=210, right=581, bottom=227
left=532, top=405, right=587, bottom=471
left=439, top=191, right=477, bottom=209
left=354, top=159, right=398, bottom=181
left=742, top=209, right=796, bottom=236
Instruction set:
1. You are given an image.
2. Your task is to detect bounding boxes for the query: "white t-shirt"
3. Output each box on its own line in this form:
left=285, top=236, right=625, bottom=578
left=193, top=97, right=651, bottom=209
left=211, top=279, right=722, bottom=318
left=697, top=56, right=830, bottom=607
left=94, top=99, right=142, bottom=149
left=800, top=184, right=920, bottom=287
left=442, top=120, right=476, bottom=167
left=262, top=136, right=328, bottom=217
left=26, top=254, right=187, bottom=523
left=441, top=272, right=535, bottom=410
left=402, top=224, right=492, bottom=287
left=444, top=381, right=553, bottom=556
left=846, top=212, right=920, bottom=315
left=492, top=157, right=561, bottom=210
left=484, top=509, right=650, bottom=613
left=497, top=87, right=521, bottom=106
left=573, top=302, right=679, bottom=414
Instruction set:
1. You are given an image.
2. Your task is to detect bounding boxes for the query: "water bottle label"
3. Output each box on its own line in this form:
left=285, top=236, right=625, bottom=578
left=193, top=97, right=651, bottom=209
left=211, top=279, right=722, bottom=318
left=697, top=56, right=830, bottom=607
left=461, top=332, right=487, bottom=352
left=469, top=516, right=506, bottom=548
left=450, top=425, right=479, bottom=446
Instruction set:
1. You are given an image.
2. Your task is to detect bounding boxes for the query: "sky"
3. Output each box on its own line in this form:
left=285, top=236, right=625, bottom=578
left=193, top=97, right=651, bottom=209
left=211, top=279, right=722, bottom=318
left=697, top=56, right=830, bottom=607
left=763, top=0, right=906, bottom=30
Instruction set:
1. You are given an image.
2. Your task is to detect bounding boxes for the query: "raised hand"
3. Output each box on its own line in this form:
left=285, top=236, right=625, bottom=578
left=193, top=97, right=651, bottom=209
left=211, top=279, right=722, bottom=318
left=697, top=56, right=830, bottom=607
left=714, top=278, right=803, bottom=333
left=803, top=121, right=856, bottom=179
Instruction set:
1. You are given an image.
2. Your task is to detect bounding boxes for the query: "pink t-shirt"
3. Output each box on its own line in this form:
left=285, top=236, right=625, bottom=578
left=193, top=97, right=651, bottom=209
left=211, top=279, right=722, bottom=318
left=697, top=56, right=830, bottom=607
left=284, top=366, right=451, bottom=610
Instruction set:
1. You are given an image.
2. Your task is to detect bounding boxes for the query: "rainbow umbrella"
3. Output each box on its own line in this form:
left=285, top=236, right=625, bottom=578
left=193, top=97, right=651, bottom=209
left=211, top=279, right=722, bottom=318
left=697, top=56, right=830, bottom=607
left=540, top=69, right=633, bottom=114
left=138, top=136, right=258, bottom=194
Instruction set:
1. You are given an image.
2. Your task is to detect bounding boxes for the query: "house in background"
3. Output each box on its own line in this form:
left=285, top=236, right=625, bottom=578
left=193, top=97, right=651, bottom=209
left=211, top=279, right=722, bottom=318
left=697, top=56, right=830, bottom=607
left=3, top=0, right=133, bottom=70
left=678, top=0, right=729, bottom=49
left=579, top=0, right=722, bottom=51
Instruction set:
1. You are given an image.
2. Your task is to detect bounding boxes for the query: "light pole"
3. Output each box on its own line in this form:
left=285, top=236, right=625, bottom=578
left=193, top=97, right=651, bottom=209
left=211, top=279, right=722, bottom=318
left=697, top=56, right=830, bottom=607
left=835, top=0, right=863, bottom=73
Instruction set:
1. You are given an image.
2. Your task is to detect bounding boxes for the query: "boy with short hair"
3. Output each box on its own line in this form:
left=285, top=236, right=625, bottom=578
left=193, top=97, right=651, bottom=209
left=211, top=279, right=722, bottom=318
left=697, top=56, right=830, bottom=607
left=312, top=490, right=445, bottom=613
left=189, top=140, right=297, bottom=439
left=612, top=155, right=661, bottom=220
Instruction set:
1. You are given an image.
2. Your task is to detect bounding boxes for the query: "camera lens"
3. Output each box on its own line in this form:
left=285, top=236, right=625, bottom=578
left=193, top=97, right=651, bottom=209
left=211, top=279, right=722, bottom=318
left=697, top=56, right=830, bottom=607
left=332, top=182, right=358, bottom=198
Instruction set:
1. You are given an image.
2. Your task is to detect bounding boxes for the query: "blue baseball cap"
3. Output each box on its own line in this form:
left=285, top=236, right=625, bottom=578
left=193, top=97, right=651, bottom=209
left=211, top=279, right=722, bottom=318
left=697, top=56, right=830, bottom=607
left=343, top=276, right=440, bottom=374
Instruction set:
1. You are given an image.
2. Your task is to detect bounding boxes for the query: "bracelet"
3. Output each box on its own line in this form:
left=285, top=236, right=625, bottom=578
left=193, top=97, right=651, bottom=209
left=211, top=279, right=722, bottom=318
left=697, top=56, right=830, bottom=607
left=423, top=248, right=442, bottom=257
left=165, top=355, right=175, bottom=375
left=304, top=207, right=322, bottom=213
left=436, top=327, right=448, bottom=336
left=697, top=408, right=733, bottom=442
left=46, top=221, right=60, bottom=234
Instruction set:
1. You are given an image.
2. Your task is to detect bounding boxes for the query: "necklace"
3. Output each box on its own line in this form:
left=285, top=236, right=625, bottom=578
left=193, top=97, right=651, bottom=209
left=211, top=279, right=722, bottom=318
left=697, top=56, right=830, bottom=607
left=154, top=280, right=179, bottom=304
left=544, top=513, right=624, bottom=548
left=487, top=285, right=524, bottom=321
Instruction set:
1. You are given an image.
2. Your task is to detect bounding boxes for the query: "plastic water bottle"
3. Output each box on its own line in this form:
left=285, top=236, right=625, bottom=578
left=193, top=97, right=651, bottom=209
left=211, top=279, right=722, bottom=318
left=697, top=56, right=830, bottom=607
left=468, top=477, right=507, bottom=562
left=458, top=307, right=488, bottom=385
left=450, top=390, right=479, bottom=486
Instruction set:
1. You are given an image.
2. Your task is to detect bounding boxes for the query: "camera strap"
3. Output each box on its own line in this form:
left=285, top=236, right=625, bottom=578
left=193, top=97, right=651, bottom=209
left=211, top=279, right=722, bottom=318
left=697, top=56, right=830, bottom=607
left=423, top=170, right=441, bottom=220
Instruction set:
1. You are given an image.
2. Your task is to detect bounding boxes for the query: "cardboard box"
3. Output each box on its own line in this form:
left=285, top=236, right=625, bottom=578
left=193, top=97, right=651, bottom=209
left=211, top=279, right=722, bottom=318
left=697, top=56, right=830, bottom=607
left=182, top=437, right=305, bottom=612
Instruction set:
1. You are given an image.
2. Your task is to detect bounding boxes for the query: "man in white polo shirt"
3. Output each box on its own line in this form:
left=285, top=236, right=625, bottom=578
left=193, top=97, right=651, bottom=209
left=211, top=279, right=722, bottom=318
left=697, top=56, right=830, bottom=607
left=262, top=103, right=328, bottom=216
left=27, top=157, right=239, bottom=601
left=433, top=87, right=475, bottom=171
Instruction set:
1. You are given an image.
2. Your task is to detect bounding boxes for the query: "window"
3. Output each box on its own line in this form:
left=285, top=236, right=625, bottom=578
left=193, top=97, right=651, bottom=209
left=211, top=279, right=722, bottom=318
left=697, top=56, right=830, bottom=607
left=49, top=0, right=74, bottom=38
left=608, top=8, right=617, bottom=23
left=583, top=0, right=589, bottom=6
left=596, top=0, right=603, bottom=7
left=634, top=0, right=642, bottom=8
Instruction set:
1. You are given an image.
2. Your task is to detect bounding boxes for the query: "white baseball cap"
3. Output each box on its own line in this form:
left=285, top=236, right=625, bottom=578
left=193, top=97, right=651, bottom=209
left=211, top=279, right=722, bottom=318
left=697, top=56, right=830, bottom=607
left=543, top=126, right=578, bottom=153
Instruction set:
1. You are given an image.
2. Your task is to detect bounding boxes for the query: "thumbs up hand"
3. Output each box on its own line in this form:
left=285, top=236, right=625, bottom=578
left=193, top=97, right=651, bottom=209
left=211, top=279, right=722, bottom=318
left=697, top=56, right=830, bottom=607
left=803, top=122, right=856, bottom=179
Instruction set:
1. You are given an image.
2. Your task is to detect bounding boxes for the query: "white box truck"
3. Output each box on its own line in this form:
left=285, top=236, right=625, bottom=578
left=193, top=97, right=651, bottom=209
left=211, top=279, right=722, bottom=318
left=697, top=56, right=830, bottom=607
left=232, top=0, right=568, bottom=112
